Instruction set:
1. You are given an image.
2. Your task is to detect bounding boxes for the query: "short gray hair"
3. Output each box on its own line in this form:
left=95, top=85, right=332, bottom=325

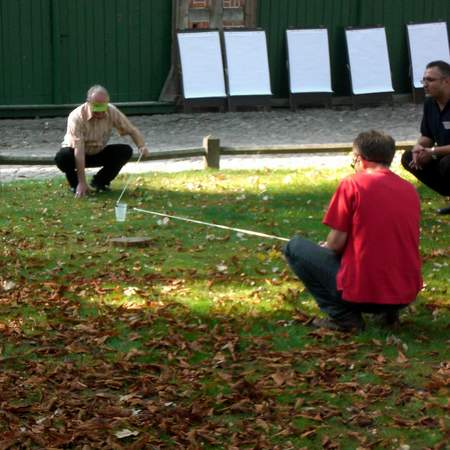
left=426, top=60, right=450, bottom=78
left=86, top=85, right=110, bottom=102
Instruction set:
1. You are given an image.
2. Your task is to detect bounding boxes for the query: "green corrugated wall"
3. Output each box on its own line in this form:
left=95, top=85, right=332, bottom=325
left=0, top=0, right=172, bottom=105
left=0, top=0, right=53, bottom=104
left=1, top=0, right=449, bottom=106
left=258, top=0, right=450, bottom=96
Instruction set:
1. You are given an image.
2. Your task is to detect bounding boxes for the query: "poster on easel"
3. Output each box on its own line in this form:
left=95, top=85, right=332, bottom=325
left=223, top=30, right=272, bottom=96
left=407, top=22, right=450, bottom=88
left=286, top=28, right=333, bottom=94
left=177, top=31, right=226, bottom=99
left=345, top=27, right=394, bottom=95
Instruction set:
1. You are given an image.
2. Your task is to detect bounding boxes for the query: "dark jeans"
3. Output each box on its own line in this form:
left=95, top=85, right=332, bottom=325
left=401, top=150, right=450, bottom=196
left=283, top=236, right=404, bottom=321
left=54, top=144, right=133, bottom=189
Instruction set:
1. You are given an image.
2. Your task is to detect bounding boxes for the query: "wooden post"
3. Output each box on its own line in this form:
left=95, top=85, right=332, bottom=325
left=159, top=0, right=189, bottom=102
left=178, top=0, right=190, bottom=30
left=210, top=0, right=223, bottom=29
left=244, top=0, right=257, bottom=27
left=203, top=135, right=221, bottom=169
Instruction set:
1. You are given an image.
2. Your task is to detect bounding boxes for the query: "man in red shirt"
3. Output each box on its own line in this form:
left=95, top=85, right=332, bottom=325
left=284, top=130, right=422, bottom=332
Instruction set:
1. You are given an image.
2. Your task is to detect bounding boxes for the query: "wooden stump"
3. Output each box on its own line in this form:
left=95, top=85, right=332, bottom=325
left=203, top=135, right=221, bottom=169
left=109, top=237, right=154, bottom=247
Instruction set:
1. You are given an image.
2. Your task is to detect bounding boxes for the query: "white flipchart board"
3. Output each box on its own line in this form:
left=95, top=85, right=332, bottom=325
left=286, top=28, right=333, bottom=93
left=407, top=22, right=450, bottom=88
left=224, top=30, right=272, bottom=96
left=177, top=31, right=226, bottom=99
left=345, top=27, right=394, bottom=95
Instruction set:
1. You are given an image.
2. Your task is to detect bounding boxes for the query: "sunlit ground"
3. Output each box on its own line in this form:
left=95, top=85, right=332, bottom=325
left=0, top=166, right=448, bottom=449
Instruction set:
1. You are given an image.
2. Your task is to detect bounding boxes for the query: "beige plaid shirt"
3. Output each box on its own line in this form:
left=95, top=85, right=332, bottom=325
left=62, top=103, right=145, bottom=155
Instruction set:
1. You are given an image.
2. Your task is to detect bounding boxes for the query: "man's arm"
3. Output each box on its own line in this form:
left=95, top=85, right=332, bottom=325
left=127, top=126, right=150, bottom=157
left=412, top=100, right=435, bottom=169
left=415, top=135, right=434, bottom=149
left=410, top=135, right=434, bottom=169
left=74, top=147, right=90, bottom=198
left=416, top=142, right=450, bottom=167
left=431, top=144, right=450, bottom=157
left=64, top=111, right=91, bottom=197
left=113, top=108, right=150, bottom=158
left=324, top=228, right=348, bottom=254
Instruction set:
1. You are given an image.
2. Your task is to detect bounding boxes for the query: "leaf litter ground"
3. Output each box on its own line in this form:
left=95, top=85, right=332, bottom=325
left=0, top=167, right=448, bottom=449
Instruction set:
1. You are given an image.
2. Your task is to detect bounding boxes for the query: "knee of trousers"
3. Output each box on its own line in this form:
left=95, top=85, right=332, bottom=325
left=400, top=150, right=413, bottom=170
left=284, top=236, right=309, bottom=264
left=283, top=238, right=314, bottom=283
left=54, top=148, right=75, bottom=170
left=124, top=145, right=133, bottom=160
left=115, top=144, right=133, bottom=162
left=438, top=154, right=450, bottom=176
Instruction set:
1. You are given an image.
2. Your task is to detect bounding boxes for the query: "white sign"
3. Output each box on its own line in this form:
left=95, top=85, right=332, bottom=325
left=346, top=27, right=394, bottom=95
left=224, top=30, right=272, bottom=96
left=177, top=31, right=226, bottom=99
left=287, top=28, right=333, bottom=93
left=407, top=22, right=450, bottom=88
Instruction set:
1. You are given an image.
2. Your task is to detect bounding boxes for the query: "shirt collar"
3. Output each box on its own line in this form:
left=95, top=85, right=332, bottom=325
left=432, top=97, right=450, bottom=113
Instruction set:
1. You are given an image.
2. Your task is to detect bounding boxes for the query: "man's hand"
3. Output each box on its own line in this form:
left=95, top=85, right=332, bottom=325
left=75, top=181, right=91, bottom=198
left=139, top=146, right=150, bottom=159
left=410, top=144, right=425, bottom=170
left=326, top=229, right=348, bottom=255
left=415, top=148, right=433, bottom=167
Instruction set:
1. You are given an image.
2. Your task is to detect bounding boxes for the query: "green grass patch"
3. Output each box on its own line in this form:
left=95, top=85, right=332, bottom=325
left=0, top=167, right=448, bottom=448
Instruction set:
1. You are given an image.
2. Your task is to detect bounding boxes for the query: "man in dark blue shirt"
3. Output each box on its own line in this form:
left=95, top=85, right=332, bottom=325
left=401, top=60, right=450, bottom=214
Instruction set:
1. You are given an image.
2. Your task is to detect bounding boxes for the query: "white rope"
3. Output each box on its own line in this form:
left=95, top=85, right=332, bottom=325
left=133, top=207, right=290, bottom=242
left=116, top=151, right=144, bottom=205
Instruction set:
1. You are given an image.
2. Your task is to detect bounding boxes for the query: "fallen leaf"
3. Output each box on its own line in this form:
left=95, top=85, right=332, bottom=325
left=114, top=429, right=140, bottom=439
left=396, top=351, right=408, bottom=364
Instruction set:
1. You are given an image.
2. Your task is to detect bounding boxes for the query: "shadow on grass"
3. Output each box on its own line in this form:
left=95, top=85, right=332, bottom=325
left=0, top=170, right=448, bottom=448
left=0, top=170, right=448, bottom=320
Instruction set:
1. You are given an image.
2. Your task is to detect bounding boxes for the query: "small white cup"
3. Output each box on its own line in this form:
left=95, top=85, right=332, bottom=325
left=115, top=203, right=127, bottom=222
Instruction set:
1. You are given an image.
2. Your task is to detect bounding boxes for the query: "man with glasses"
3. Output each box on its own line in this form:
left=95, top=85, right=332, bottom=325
left=401, top=60, right=450, bottom=214
left=284, top=130, right=422, bottom=332
left=55, top=85, right=150, bottom=198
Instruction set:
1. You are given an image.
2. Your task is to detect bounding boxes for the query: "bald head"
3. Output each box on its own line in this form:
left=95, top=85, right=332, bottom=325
left=86, top=85, right=110, bottom=103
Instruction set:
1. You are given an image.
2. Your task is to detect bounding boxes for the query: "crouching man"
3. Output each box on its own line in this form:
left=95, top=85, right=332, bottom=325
left=55, top=85, right=150, bottom=198
left=284, top=130, right=422, bottom=332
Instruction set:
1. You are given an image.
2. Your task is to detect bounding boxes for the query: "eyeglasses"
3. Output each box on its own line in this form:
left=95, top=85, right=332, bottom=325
left=420, top=77, right=444, bottom=84
left=351, top=153, right=389, bottom=168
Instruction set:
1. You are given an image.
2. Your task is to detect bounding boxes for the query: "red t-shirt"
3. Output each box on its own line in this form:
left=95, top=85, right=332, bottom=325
left=323, top=168, right=422, bottom=304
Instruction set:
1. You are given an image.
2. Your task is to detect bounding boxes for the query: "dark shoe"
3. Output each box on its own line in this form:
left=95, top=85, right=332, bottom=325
left=90, top=180, right=111, bottom=193
left=437, top=205, right=450, bottom=215
left=383, top=310, right=400, bottom=325
left=69, top=186, right=76, bottom=194
left=377, top=310, right=400, bottom=327
left=311, top=316, right=365, bottom=333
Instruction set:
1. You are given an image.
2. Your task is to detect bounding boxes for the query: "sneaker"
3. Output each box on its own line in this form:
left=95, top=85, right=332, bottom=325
left=437, top=205, right=450, bottom=215
left=90, top=180, right=111, bottom=193
left=311, top=316, right=365, bottom=333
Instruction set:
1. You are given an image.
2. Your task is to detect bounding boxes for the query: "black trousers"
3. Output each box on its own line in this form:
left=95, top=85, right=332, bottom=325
left=401, top=150, right=450, bottom=196
left=284, top=236, right=405, bottom=321
left=54, top=144, right=133, bottom=189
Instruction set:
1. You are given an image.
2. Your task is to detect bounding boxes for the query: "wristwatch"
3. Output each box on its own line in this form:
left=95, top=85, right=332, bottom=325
left=431, top=147, right=438, bottom=160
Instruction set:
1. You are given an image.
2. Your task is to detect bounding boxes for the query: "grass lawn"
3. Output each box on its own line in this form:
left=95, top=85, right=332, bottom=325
left=0, top=165, right=448, bottom=449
